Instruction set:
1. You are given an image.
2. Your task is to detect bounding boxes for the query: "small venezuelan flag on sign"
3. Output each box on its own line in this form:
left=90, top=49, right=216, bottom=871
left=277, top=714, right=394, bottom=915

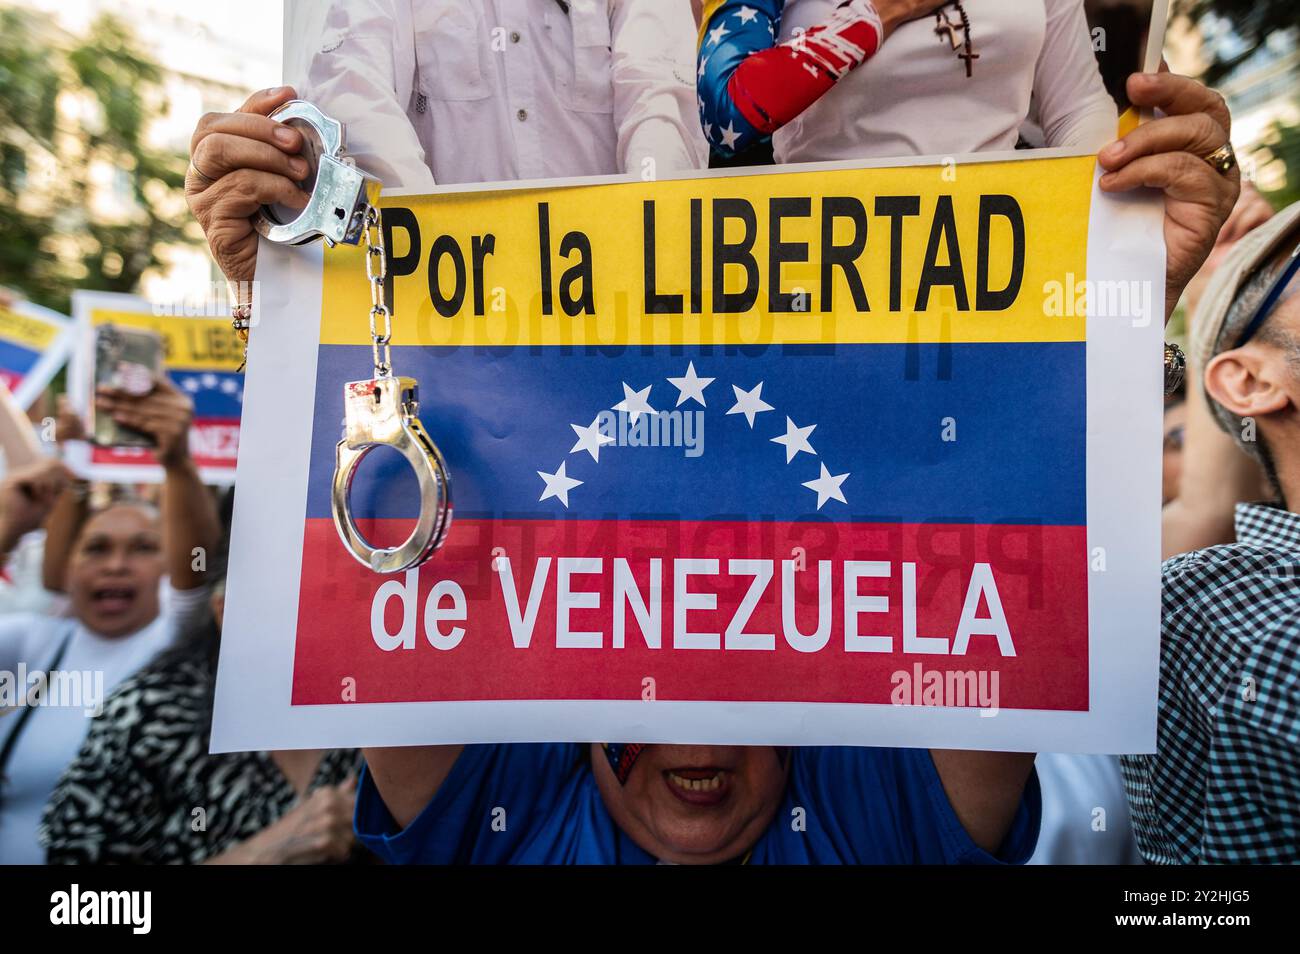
left=69, top=295, right=246, bottom=485
left=0, top=302, right=73, bottom=409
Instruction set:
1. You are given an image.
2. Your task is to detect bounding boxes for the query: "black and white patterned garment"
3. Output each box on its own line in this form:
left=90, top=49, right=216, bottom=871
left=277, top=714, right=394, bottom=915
left=1121, top=503, right=1300, bottom=864
left=38, top=650, right=361, bottom=864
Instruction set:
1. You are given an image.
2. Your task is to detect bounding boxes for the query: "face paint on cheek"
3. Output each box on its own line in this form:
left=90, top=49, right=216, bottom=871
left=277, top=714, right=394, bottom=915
left=601, top=743, right=647, bottom=785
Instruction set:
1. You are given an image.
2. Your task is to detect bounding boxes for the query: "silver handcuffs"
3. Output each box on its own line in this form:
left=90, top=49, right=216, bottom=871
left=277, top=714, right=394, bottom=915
left=253, top=100, right=452, bottom=573
left=253, top=101, right=380, bottom=247
left=333, top=377, right=452, bottom=573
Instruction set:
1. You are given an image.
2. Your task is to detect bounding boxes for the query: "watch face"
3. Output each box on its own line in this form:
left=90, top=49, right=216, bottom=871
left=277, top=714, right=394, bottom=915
left=263, top=115, right=325, bottom=229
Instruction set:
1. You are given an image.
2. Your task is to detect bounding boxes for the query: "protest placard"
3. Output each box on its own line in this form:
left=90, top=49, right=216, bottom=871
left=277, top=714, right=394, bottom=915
left=66, top=292, right=244, bottom=485
left=214, top=147, right=1164, bottom=754
left=0, top=299, right=74, bottom=411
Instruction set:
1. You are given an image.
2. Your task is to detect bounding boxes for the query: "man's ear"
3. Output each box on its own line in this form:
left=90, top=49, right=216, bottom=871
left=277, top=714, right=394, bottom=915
left=1204, top=347, right=1292, bottom=420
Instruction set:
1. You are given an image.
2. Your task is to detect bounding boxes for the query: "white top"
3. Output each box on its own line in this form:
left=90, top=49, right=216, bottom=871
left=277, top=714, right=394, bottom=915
left=302, top=0, right=707, bottom=191
left=772, top=0, right=1117, bottom=164
left=0, top=585, right=210, bottom=864
left=1028, top=753, right=1141, bottom=864
left=0, top=532, right=67, bottom=618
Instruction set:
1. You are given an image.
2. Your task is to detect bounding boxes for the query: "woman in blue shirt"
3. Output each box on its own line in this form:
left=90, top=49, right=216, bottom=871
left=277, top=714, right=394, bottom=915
left=355, top=742, right=1040, bottom=865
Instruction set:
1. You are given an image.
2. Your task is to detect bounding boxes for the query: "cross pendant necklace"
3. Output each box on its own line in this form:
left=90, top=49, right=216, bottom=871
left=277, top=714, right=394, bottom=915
left=934, top=2, right=979, bottom=78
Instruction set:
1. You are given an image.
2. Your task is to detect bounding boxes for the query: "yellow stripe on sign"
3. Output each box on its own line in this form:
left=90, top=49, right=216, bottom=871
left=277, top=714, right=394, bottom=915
left=89, top=309, right=244, bottom=371
left=0, top=307, right=61, bottom=351
left=320, top=155, right=1095, bottom=348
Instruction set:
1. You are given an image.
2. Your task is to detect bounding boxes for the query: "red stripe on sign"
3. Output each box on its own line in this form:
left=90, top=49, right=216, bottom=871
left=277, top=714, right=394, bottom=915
left=90, top=418, right=240, bottom=471
left=291, top=518, right=1088, bottom=710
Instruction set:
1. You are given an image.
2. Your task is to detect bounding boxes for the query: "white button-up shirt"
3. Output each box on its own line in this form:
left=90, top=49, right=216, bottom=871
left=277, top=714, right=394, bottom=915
left=304, top=0, right=707, bottom=191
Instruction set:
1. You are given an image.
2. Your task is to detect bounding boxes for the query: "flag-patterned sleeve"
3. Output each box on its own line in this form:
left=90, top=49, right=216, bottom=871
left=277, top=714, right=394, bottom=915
left=697, top=0, right=886, bottom=158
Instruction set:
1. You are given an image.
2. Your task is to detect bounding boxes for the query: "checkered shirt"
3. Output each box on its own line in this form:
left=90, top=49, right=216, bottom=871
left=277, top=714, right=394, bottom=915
left=1121, top=503, right=1300, bottom=863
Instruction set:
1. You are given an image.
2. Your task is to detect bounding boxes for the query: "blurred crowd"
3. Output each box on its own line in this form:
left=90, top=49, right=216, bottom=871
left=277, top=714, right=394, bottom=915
left=0, top=377, right=361, bottom=864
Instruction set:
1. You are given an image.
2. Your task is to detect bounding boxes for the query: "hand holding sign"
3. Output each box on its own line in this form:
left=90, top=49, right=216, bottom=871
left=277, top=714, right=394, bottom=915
left=1099, top=70, right=1240, bottom=322
left=185, top=86, right=312, bottom=288
left=95, top=375, right=195, bottom=470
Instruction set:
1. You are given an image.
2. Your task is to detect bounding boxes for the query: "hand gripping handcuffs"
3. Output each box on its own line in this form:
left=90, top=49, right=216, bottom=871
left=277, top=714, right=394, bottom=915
left=252, top=101, right=451, bottom=573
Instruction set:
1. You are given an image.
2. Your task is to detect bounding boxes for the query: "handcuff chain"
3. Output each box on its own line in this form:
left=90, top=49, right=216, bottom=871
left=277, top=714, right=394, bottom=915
left=364, top=206, right=393, bottom=378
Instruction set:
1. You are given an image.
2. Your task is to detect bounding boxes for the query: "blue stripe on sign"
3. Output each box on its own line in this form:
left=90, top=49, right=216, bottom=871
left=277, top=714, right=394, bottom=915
left=0, top=338, right=39, bottom=377
left=303, top=342, right=1086, bottom=525
left=168, top=369, right=244, bottom=419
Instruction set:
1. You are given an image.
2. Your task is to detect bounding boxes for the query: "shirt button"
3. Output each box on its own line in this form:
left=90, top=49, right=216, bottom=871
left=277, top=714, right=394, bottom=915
left=510, top=31, right=521, bottom=43
left=516, top=108, right=528, bottom=122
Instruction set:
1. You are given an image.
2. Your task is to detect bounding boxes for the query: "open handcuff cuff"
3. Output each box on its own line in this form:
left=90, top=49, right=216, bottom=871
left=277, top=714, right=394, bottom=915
left=249, top=101, right=451, bottom=573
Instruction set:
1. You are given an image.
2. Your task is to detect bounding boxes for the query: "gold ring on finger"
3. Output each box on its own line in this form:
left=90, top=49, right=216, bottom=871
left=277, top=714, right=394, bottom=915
left=1202, top=142, right=1237, bottom=176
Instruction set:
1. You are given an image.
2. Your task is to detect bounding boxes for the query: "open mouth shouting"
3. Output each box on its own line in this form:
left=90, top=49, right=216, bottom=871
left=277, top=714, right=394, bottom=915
left=89, top=585, right=139, bottom=617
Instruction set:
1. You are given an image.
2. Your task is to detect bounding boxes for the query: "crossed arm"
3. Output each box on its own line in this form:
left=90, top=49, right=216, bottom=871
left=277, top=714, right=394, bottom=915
left=697, top=0, right=945, bottom=158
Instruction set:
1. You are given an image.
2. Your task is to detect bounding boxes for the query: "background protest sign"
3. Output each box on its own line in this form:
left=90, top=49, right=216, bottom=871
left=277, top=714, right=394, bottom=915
left=0, top=299, right=74, bottom=411
left=66, top=291, right=244, bottom=485
left=215, top=151, right=1164, bottom=755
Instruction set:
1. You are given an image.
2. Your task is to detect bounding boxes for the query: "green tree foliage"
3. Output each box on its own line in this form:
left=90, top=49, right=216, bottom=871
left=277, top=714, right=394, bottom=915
left=1255, top=119, right=1300, bottom=208
left=1177, top=0, right=1298, bottom=85
left=1177, top=0, right=1299, bottom=208
left=0, top=9, right=194, bottom=313
left=0, top=8, right=62, bottom=307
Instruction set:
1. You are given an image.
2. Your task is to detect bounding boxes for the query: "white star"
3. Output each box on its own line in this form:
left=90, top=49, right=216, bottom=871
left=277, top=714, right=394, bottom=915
left=698, top=54, right=709, bottom=79
left=802, top=463, right=849, bottom=510
left=667, top=361, right=715, bottom=407
left=538, top=461, right=583, bottom=508
left=613, top=382, right=655, bottom=423
left=736, top=6, right=759, bottom=24
left=219, top=378, right=239, bottom=395
left=719, top=121, right=741, bottom=150
left=181, top=377, right=200, bottom=393
left=726, top=382, right=774, bottom=428
left=703, top=122, right=714, bottom=142
left=707, top=22, right=730, bottom=46
left=200, top=372, right=218, bottom=389
left=771, top=416, right=817, bottom=463
left=570, top=418, right=616, bottom=462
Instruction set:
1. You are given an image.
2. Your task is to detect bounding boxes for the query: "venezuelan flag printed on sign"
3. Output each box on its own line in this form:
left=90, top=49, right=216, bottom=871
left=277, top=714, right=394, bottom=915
left=0, top=303, right=73, bottom=409
left=71, top=300, right=245, bottom=485
left=293, top=157, right=1095, bottom=712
